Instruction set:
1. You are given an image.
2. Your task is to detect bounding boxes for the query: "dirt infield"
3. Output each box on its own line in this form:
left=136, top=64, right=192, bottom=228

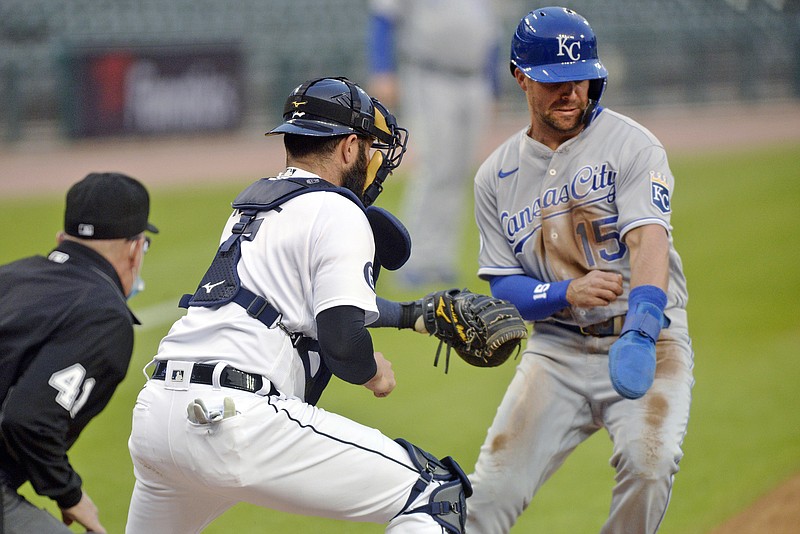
left=709, top=473, right=800, bottom=534
left=2, top=101, right=800, bottom=198
left=1, top=101, right=800, bottom=533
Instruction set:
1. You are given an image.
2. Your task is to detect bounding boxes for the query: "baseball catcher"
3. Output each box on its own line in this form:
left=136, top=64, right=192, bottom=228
left=400, top=288, right=528, bottom=372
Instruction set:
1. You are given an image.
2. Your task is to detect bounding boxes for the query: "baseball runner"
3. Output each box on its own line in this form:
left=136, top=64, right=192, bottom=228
left=125, top=77, right=472, bottom=534
left=0, top=173, right=157, bottom=534
left=367, top=0, right=501, bottom=286
left=466, top=8, right=695, bottom=533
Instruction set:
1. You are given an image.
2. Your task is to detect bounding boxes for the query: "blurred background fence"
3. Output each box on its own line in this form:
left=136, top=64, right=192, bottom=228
left=1, top=0, right=799, bottom=142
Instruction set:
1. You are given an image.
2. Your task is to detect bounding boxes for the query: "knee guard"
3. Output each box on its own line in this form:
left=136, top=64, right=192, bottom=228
left=394, top=438, right=473, bottom=534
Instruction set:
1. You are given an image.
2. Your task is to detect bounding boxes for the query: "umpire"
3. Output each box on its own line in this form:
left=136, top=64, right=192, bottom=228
left=0, top=172, right=157, bottom=533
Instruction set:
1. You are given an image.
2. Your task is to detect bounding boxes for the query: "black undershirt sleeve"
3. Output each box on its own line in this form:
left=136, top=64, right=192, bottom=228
left=316, top=305, right=376, bottom=385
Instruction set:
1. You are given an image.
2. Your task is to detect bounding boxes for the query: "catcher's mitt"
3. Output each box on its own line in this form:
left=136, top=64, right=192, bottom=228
left=421, top=288, right=528, bottom=372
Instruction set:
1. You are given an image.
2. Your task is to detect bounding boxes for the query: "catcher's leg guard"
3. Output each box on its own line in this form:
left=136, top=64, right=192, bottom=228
left=394, top=438, right=473, bottom=534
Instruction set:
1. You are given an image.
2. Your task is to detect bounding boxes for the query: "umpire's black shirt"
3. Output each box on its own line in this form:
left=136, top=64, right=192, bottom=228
left=0, top=240, right=137, bottom=509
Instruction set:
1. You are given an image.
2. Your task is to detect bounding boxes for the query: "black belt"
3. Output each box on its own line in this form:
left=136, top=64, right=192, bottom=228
left=548, top=316, right=624, bottom=337
left=151, top=361, right=278, bottom=395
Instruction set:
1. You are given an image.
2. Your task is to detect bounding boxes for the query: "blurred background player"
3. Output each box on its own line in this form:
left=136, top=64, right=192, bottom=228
left=466, top=7, right=694, bottom=533
left=367, top=0, right=502, bottom=287
left=0, top=172, right=157, bottom=534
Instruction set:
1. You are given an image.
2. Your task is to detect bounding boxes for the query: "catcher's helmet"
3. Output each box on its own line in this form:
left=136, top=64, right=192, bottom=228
left=510, top=7, right=607, bottom=114
left=266, top=77, right=408, bottom=206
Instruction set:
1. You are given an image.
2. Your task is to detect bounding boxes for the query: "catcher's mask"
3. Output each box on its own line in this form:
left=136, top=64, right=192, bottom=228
left=265, top=77, right=408, bottom=206
left=510, top=7, right=608, bottom=125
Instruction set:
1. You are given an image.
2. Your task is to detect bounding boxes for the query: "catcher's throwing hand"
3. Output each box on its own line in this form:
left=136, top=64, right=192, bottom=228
left=419, top=288, right=528, bottom=372
left=364, top=352, right=396, bottom=397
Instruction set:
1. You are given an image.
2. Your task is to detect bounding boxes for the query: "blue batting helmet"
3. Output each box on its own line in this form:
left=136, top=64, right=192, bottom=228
left=510, top=7, right=607, bottom=105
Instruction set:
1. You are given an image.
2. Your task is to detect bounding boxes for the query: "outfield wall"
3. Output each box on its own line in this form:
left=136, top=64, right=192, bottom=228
left=1, top=0, right=798, bottom=143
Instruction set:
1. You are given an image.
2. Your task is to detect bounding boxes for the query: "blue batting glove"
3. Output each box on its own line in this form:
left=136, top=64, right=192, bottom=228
left=609, top=331, right=656, bottom=399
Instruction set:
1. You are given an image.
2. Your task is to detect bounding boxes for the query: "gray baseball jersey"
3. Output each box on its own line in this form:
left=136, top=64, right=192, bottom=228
left=475, top=108, right=689, bottom=330
left=468, top=108, right=695, bottom=534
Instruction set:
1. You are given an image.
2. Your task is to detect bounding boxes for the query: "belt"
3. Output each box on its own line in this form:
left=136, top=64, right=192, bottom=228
left=151, top=361, right=278, bottom=395
left=548, top=315, right=624, bottom=337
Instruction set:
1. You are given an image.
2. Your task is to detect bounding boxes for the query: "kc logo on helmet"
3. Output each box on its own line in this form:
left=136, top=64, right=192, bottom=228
left=556, top=35, right=581, bottom=61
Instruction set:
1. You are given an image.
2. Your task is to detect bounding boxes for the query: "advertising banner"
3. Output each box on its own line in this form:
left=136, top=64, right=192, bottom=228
left=61, top=43, right=243, bottom=137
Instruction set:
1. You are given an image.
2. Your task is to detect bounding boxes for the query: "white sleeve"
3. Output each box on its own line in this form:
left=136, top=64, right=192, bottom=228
left=309, top=195, right=379, bottom=324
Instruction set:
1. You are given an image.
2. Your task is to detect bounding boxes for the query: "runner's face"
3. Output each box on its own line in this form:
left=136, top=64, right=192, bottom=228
left=516, top=70, right=590, bottom=147
left=533, top=80, right=589, bottom=132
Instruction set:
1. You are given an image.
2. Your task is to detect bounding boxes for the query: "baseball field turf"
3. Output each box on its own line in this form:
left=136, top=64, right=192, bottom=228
left=1, top=141, right=798, bottom=532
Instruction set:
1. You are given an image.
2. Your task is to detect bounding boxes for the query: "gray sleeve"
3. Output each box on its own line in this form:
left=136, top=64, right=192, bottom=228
left=616, top=144, right=674, bottom=239
left=474, top=163, right=525, bottom=280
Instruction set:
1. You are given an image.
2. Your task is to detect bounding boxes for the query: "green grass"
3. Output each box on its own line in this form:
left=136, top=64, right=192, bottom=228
left=1, top=143, right=799, bottom=533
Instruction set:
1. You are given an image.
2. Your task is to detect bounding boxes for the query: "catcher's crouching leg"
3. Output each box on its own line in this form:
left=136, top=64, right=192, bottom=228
left=393, top=438, right=473, bottom=533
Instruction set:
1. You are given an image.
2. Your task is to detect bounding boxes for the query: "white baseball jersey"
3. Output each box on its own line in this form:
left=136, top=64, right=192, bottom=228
left=128, top=169, right=455, bottom=533
left=474, top=109, right=689, bottom=330
left=156, top=168, right=379, bottom=400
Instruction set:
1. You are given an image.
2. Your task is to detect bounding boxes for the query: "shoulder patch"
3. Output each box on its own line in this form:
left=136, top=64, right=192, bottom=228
left=649, top=171, right=671, bottom=214
left=364, top=261, right=375, bottom=292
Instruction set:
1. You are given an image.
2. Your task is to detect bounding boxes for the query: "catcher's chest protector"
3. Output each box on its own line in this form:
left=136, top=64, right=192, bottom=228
left=181, top=177, right=361, bottom=311
left=179, top=177, right=362, bottom=404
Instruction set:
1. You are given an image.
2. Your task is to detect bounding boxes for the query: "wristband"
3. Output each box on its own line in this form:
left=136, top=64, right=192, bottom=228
left=620, top=285, right=668, bottom=342
left=399, top=300, right=422, bottom=330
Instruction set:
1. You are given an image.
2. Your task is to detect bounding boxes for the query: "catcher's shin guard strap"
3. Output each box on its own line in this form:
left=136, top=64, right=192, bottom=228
left=405, top=480, right=469, bottom=534
left=394, top=438, right=472, bottom=533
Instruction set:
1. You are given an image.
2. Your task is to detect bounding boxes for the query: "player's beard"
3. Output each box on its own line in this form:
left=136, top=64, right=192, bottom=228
left=541, top=104, right=587, bottom=134
left=341, top=141, right=369, bottom=200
